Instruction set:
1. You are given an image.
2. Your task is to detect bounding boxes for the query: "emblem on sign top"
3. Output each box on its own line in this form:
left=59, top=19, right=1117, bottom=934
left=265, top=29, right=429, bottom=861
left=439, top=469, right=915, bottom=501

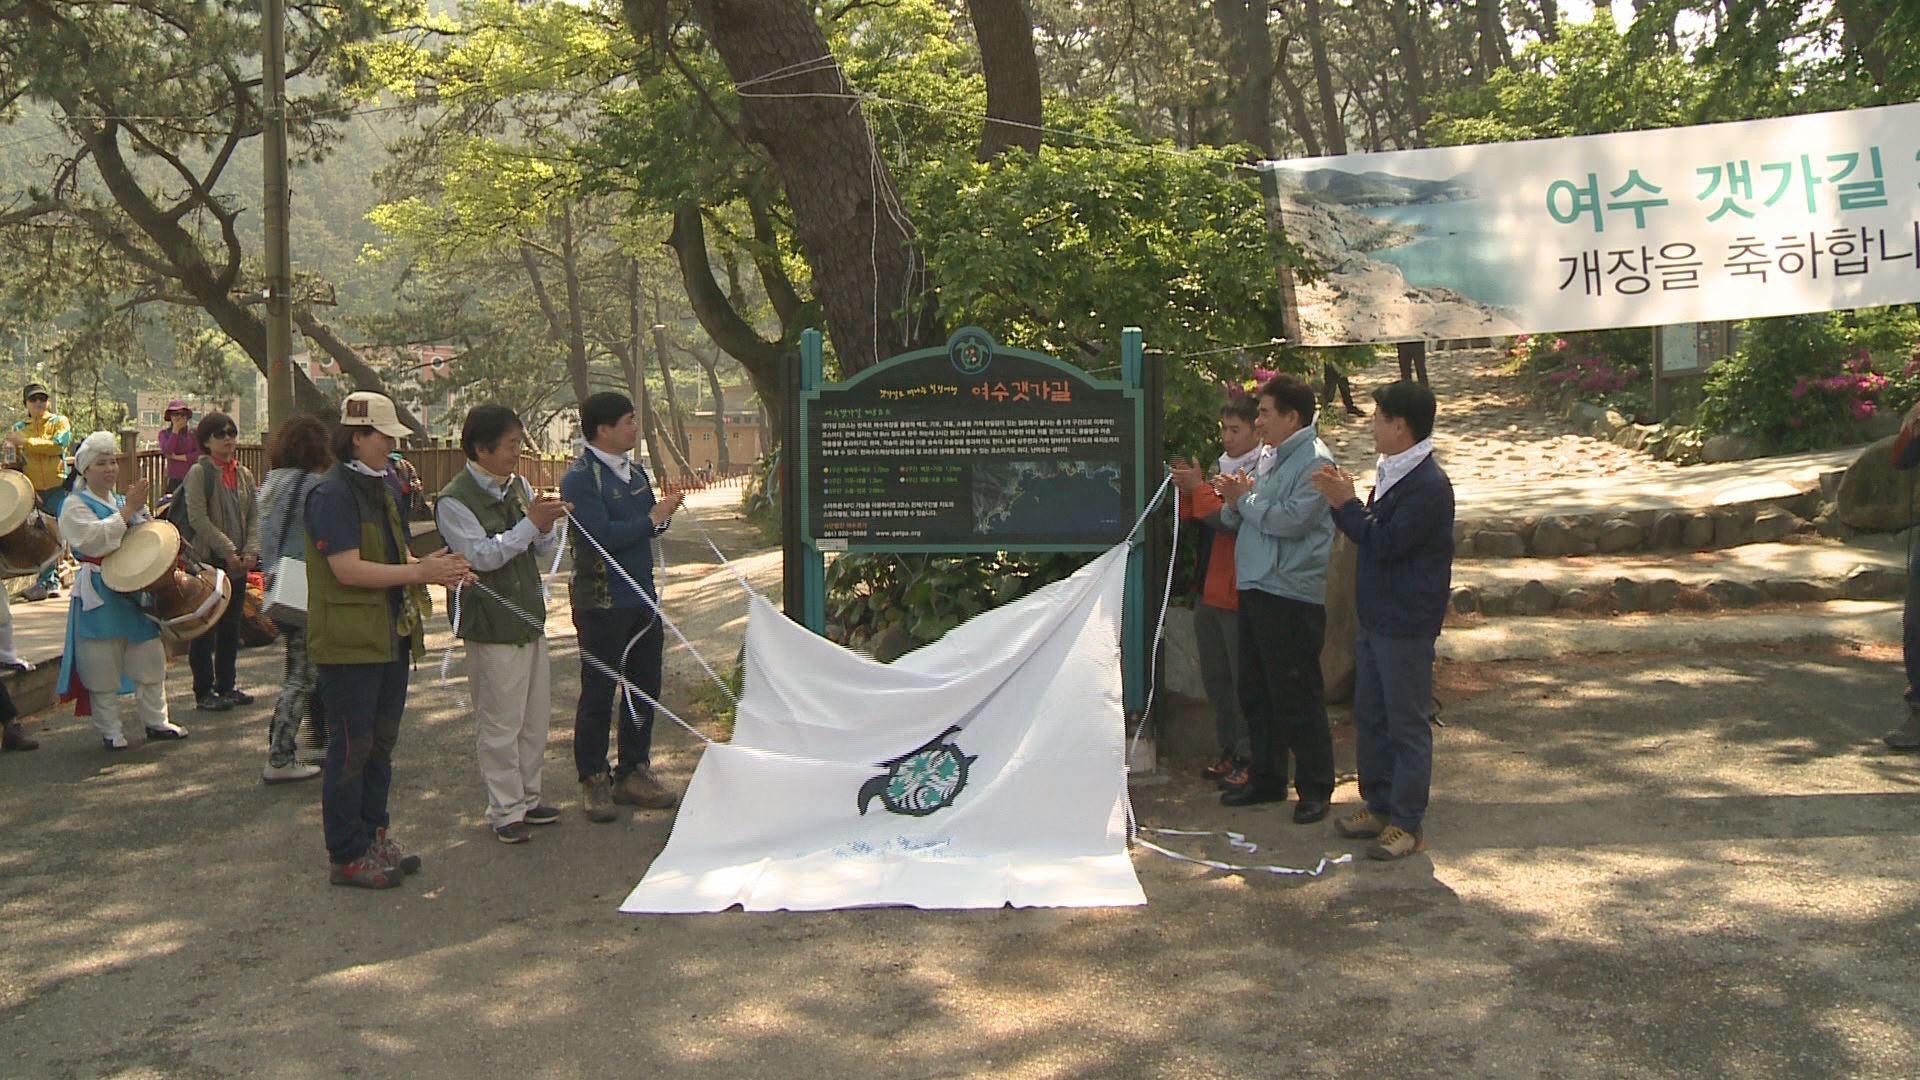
left=947, top=327, right=996, bottom=376
left=858, top=726, right=977, bottom=817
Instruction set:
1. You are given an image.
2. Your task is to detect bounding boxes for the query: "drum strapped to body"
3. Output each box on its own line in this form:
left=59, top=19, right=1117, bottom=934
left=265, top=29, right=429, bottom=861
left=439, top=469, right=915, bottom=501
left=100, top=520, right=232, bottom=642
left=0, top=470, right=61, bottom=578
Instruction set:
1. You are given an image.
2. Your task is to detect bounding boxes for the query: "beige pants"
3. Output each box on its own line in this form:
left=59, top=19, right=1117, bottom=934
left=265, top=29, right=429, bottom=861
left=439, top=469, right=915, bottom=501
left=75, top=636, right=172, bottom=742
left=470, top=638, right=551, bottom=826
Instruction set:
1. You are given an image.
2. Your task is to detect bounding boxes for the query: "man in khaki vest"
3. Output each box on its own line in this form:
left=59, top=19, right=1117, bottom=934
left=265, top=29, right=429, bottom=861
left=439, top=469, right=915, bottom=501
left=436, top=405, right=570, bottom=844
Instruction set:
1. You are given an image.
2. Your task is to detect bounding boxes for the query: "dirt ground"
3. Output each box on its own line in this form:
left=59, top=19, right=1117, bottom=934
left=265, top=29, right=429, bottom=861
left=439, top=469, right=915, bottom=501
left=3, top=490, right=1919, bottom=1077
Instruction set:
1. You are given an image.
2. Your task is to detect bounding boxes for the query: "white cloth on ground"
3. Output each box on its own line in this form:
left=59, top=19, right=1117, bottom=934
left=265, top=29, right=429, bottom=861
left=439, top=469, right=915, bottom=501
left=622, top=544, right=1145, bottom=913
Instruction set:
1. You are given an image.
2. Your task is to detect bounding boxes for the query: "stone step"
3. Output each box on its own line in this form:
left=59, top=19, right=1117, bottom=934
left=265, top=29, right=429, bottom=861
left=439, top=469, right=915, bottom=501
left=1438, top=599, right=1900, bottom=663
left=1447, top=540, right=1907, bottom=617
left=1446, top=443, right=1863, bottom=560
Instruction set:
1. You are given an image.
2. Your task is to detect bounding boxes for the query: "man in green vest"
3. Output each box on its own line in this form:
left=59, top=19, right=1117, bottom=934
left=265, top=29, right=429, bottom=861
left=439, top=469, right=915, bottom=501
left=308, top=392, right=473, bottom=889
left=436, top=405, right=571, bottom=844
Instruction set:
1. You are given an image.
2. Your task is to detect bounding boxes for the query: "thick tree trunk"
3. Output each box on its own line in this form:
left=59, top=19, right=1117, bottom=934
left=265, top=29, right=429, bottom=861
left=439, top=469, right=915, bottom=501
left=1301, top=0, right=1347, bottom=155
left=677, top=0, right=939, bottom=374
left=699, top=351, right=731, bottom=473
left=621, top=259, right=669, bottom=479
left=1386, top=1, right=1429, bottom=145
left=665, top=203, right=789, bottom=450
left=1213, top=0, right=1276, bottom=157
left=1475, top=0, right=1509, bottom=80
left=966, top=0, right=1043, bottom=159
left=1539, top=0, right=1560, bottom=42
left=1273, top=61, right=1323, bottom=156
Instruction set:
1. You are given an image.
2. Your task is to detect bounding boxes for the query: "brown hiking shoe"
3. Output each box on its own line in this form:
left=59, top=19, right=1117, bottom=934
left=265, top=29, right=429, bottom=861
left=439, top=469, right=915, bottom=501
left=1, top=721, right=37, bottom=752
left=1884, top=705, right=1920, bottom=751
left=612, top=767, right=679, bottom=810
left=329, top=856, right=401, bottom=889
left=1335, top=808, right=1388, bottom=839
left=1368, top=826, right=1426, bottom=861
left=370, top=827, right=422, bottom=876
left=582, top=774, right=617, bottom=822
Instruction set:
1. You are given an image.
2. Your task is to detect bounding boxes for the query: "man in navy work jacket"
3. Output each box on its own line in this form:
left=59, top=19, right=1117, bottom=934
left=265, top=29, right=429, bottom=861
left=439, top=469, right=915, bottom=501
left=562, top=392, right=685, bottom=823
left=1311, top=379, right=1455, bottom=861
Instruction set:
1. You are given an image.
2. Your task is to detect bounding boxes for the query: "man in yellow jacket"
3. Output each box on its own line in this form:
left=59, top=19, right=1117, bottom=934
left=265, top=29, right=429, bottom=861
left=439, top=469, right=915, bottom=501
left=7, top=382, right=73, bottom=601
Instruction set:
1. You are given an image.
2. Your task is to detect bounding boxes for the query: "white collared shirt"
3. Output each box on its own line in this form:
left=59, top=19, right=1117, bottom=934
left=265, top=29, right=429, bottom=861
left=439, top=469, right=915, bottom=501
left=434, top=462, right=558, bottom=574
left=587, top=444, right=634, bottom=484
left=1373, top=437, right=1434, bottom=502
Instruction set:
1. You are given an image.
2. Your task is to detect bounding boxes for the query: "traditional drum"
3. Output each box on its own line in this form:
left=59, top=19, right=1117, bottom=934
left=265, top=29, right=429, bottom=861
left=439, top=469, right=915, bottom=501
left=0, top=470, right=61, bottom=578
left=100, top=520, right=232, bottom=643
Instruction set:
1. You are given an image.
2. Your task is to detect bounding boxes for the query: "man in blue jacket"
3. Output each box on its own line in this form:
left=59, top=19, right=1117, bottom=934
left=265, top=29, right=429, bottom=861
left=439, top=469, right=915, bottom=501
left=1311, top=379, right=1455, bottom=860
left=1215, top=373, right=1338, bottom=823
left=562, top=393, right=685, bottom=823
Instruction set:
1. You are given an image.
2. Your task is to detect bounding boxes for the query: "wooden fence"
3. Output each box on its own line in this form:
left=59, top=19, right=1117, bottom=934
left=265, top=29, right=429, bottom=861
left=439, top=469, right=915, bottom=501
left=126, top=444, right=753, bottom=499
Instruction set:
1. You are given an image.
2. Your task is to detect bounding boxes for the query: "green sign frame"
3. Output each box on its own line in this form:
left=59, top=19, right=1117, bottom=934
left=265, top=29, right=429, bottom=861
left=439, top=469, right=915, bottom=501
left=782, top=326, right=1163, bottom=716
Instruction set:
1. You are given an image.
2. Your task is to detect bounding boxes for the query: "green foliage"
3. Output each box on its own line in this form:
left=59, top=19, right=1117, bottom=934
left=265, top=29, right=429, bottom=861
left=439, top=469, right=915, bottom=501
left=1430, top=13, right=1708, bottom=145
left=1694, top=310, right=1920, bottom=453
left=825, top=550, right=1090, bottom=655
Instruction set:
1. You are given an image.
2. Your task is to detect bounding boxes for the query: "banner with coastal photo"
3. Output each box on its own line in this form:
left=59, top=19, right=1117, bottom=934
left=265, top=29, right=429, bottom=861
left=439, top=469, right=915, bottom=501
left=1259, top=102, right=1920, bottom=346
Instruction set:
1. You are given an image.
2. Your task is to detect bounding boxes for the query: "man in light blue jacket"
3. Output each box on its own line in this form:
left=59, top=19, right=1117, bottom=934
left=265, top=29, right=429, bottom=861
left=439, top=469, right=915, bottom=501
left=1214, top=373, right=1338, bottom=823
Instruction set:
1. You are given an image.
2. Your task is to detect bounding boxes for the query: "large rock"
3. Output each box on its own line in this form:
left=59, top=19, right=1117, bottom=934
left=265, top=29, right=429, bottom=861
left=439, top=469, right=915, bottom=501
left=1704, top=579, right=1762, bottom=606
left=1594, top=518, right=1645, bottom=554
left=1841, top=565, right=1906, bottom=600
left=1649, top=512, right=1686, bottom=549
left=1700, top=433, right=1763, bottom=463
left=1472, top=529, right=1527, bottom=558
left=1512, top=580, right=1556, bottom=614
left=1321, top=534, right=1359, bottom=704
left=1682, top=513, right=1716, bottom=549
left=1531, top=519, right=1594, bottom=557
left=1612, top=577, right=1649, bottom=612
left=1748, top=507, right=1801, bottom=544
left=1646, top=578, right=1682, bottom=612
left=1837, top=435, right=1920, bottom=532
left=1712, top=511, right=1749, bottom=549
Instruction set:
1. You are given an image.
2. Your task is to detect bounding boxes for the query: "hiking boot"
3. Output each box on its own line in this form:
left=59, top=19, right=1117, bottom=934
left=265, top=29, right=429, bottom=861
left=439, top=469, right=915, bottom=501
left=1884, top=704, right=1920, bottom=751
left=221, top=689, right=255, bottom=706
left=1198, top=753, right=1236, bottom=782
left=329, top=856, right=401, bottom=889
left=494, top=820, right=533, bottom=844
left=1335, top=808, right=1388, bottom=839
left=612, top=767, right=679, bottom=810
left=1368, top=826, right=1426, bottom=861
left=195, top=695, right=232, bottom=712
left=1, top=722, right=36, bottom=752
left=524, top=803, right=562, bottom=826
left=583, top=774, right=616, bottom=822
left=261, top=760, right=321, bottom=784
left=370, top=827, right=422, bottom=876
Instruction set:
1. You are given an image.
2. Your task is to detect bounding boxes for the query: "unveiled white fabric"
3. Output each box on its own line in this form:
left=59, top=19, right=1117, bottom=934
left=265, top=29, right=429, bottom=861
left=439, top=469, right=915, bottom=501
left=621, top=545, right=1146, bottom=913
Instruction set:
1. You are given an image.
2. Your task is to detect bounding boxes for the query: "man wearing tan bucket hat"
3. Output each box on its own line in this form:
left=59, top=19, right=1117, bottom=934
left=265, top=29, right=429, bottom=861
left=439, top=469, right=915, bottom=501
left=305, top=392, right=472, bottom=889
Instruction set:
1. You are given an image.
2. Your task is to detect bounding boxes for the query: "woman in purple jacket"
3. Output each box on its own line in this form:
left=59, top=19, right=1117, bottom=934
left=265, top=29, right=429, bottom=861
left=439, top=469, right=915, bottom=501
left=157, top=400, right=197, bottom=495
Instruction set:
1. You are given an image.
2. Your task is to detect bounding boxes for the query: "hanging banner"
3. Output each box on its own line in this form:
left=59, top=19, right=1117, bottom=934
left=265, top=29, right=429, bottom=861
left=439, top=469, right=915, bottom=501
left=1259, top=102, right=1920, bottom=346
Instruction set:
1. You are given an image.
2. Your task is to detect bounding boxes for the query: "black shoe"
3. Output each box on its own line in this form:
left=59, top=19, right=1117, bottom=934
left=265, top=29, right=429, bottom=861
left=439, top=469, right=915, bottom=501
left=196, top=695, right=232, bottom=712
left=523, top=804, right=562, bottom=826
left=220, top=689, right=255, bottom=706
left=1220, top=783, right=1288, bottom=807
left=1292, top=799, right=1331, bottom=824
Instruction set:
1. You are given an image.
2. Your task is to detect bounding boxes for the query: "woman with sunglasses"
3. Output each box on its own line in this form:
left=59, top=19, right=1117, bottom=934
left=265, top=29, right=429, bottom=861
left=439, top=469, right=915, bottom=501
left=182, top=411, right=259, bottom=712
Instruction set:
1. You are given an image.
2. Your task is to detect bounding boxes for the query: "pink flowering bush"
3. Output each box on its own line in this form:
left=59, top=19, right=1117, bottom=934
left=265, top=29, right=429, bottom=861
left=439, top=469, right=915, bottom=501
left=1698, top=309, right=1920, bottom=453
left=1512, top=328, right=1651, bottom=418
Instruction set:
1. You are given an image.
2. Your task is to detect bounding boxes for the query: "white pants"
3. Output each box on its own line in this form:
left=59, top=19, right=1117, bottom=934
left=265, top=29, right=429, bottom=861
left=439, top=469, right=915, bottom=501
left=75, top=636, right=172, bottom=741
left=470, top=638, right=550, bottom=826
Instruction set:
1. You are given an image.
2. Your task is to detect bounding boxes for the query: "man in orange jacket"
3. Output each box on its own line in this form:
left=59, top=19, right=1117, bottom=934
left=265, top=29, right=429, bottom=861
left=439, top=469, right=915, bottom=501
left=1170, top=396, right=1262, bottom=786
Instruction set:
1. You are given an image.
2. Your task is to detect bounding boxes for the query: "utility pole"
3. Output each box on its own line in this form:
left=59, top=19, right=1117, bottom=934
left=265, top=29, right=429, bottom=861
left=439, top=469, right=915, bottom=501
left=263, top=0, right=295, bottom=431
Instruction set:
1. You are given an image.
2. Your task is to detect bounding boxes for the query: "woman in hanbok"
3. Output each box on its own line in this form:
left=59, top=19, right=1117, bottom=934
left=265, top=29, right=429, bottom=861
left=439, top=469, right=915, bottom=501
left=56, top=432, right=189, bottom=750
